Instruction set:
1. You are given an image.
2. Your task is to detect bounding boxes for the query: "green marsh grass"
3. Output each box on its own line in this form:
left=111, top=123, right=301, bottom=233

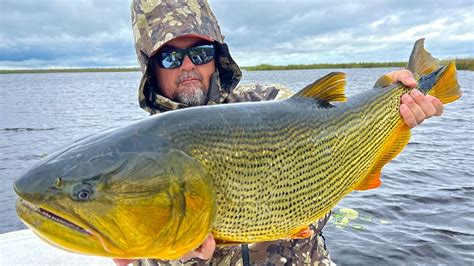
left=1, top=58, right=472, bottom=74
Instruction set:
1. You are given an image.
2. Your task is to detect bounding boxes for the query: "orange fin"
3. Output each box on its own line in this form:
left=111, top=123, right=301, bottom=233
left=355, top=172, right=381, bottom=190
left=355, top=124, right=411, bottom=191
left=289, top=226, right=313, bottom=239
left=292, top=72, right=347, bottom=103
left=407, top=39, right=461, bottom=104
left=426, top=61, right=461, bottom=104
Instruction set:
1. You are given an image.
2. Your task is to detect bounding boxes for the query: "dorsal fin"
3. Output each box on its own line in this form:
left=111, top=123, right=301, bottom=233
left=291, top=72, right=347, bottom=102
left=407, top=38, right=441, bottom=76
left=373, top=75, right=394, bottom=89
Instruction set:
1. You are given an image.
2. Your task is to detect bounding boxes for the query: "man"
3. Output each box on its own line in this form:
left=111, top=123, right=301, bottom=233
left=115, top=0, right=443, bottom=265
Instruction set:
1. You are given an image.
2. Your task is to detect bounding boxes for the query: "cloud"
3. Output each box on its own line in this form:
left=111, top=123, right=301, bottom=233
left=0, top=0, right=135, bottom=69
left=211, top=0, right=474, bottom=66
left=0, top=0, right=473, bottom=69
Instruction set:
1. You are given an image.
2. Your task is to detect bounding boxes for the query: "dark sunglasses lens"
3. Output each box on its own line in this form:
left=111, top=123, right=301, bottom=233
left=188, top=45, right=215, bottom=65
left=157, top=44, right=215, bottom=69
left=159, top=50, right=183, bottom=69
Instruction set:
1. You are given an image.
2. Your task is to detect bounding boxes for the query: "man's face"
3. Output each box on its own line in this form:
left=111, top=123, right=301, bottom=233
left=154, top=36, right=216, bottom=106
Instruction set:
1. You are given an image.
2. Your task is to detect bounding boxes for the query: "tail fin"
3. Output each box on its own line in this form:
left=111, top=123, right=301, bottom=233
left=407, top=39, right=462, bottom=104
left=407, top=39, right=440, bottom=76
left=427, top=61, right=462, bottom=104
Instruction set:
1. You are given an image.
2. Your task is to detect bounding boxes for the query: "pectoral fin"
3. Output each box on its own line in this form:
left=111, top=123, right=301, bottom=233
left=288, top=225, right=313, bottom=239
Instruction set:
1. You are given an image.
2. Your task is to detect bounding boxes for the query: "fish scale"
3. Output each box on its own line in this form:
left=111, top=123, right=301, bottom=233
left=155, top=87, right=403, bottom=242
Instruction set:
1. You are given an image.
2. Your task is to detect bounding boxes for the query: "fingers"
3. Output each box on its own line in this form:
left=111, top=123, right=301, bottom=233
left=428, top=95, right=444, bottom=116
left=196, top=234, right=216, bottom=260
left=400, top=95, right=421, bottom=128
left=385, top=69, right=443, bottom=128
left=386, top=69, right=417, bottom=87
left=409, top=89, right=437, bottom=118
left=113, top=259, right=135, bottom=266
left=400, top=89, right=444, bottom=128
left=113, top=234, right=217, bottom=265
left=180, top=234, right=216, bottom=261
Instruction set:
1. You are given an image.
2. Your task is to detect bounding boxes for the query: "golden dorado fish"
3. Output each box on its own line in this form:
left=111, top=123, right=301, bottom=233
left=14, top=39, right=461, bottom=259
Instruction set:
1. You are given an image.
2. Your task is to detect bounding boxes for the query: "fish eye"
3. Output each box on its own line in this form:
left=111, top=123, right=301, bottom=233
left=72, top=183, right=94, bottom=201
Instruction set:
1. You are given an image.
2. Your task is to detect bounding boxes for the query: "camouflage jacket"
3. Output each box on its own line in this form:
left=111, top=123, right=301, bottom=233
left=135, top=84, right=333, bottom=266
left=132, top=1, right=332, bottom=264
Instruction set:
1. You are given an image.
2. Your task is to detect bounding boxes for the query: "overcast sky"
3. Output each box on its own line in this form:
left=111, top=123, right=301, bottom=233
left=0, top=0, right=473, bottom=69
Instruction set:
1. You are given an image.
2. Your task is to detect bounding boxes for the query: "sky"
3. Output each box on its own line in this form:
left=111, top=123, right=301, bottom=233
left=0, top=0, right=473, bottom=69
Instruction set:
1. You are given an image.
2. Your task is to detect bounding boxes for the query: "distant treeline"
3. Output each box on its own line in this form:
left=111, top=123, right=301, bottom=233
left=242, top=58, right=474, bottom=71
left=0, top=58, right=472, bottom=74
left=450, top=58, right=474, bottom=71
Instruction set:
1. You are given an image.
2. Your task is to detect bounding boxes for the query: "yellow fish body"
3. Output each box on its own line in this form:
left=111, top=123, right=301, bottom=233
left=14, top=39, right=461, bottom=259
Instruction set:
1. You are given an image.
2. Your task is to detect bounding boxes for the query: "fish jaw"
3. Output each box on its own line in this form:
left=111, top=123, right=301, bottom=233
left=15, top=198, right=124, bottom=257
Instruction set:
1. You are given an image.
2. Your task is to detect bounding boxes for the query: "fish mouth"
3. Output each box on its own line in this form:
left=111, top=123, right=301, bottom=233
left=16, top=198, right=126, bottom=257
left=18, top=199, right=92, bottom=235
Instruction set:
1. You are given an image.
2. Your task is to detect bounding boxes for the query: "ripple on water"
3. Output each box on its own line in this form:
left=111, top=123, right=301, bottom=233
left=0, top=127, right=55, bottom=132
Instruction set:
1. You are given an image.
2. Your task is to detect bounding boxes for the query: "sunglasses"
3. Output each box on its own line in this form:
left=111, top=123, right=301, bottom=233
left=154, top=44, right=215, bottom=69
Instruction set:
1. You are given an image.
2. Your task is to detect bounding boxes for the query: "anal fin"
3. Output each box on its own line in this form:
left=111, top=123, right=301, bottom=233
left=355, top=124, right=411, bottom=191
left=354, top=172, right=381, bottom=190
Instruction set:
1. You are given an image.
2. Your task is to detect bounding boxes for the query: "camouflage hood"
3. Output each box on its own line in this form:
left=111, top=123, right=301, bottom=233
left=131, top=0, right=242, bottom=114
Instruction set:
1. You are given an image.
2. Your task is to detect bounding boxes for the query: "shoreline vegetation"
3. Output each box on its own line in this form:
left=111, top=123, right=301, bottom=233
left=1, top=58, right=472, bottom=74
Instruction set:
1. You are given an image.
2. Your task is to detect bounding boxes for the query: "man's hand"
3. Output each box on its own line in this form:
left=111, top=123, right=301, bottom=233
left=179, top=234, right=216, bottom=261
left=386, top=69, right=443, bottom=128
left=113, top=234, right=216, bottom=266
left=113, top=258, right=134, bottom=266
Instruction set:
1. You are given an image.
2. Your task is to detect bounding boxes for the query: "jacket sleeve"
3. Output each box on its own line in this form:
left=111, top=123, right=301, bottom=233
left=226, top=83, right=294, bottom=103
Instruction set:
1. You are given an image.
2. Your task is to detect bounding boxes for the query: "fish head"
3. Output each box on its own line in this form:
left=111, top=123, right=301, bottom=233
left=14, top=134, right=215, bottom=259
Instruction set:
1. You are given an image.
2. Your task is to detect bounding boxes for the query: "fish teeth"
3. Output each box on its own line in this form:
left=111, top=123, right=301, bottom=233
left=21, top=200, right=39, bottom=212
left=21, top=199, right=90, bottom=235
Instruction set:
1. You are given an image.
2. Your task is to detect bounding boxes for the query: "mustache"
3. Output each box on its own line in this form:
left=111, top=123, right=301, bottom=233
left=176, top=71, right=203, bottom=84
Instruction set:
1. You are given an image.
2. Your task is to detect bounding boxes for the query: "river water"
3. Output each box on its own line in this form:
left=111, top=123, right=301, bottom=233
left=0, top=68, right=472, bottom=264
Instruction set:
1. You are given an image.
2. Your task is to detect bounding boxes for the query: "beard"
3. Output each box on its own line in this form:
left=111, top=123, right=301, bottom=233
left=174, top=71, right=208, bottom=106
left=175, top=85, right=208, bottom=106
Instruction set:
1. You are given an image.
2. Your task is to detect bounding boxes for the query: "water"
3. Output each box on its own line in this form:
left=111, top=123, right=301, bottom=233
left=1, top=69, right=473, bottom=264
